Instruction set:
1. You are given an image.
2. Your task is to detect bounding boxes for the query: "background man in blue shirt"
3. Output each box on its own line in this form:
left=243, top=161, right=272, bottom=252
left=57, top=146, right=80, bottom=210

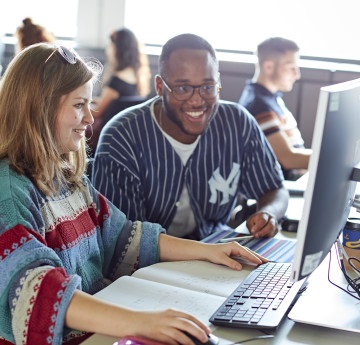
left=239, top=37, right=312, bottom=180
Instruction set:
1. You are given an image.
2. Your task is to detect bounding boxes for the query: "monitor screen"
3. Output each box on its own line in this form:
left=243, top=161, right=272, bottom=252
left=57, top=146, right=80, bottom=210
left=291, top=78, right=360, bottom=282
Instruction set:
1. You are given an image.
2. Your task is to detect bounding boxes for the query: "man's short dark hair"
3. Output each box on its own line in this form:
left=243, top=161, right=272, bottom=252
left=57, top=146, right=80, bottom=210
left=257, top=37, right=299, bottom=64
left=159, top=33, right=218, bottom=76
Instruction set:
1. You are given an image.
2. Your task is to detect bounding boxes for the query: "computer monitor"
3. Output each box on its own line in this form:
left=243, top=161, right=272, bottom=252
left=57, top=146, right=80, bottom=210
left=291, top=78, right=360, bottom=282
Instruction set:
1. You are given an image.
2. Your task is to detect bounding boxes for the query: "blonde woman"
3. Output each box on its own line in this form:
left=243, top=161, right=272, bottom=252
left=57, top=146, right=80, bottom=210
left=0, top=43, right=266, bottom=345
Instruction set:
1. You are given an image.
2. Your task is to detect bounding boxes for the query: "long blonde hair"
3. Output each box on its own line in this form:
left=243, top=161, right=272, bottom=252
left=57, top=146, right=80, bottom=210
left=0, top=43, right=102, bottom=195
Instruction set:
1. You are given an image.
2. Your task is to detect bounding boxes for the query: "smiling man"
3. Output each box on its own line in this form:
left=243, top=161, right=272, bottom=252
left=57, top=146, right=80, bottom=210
left=92, top=33, right=289, bottom=240
left=239, top=37, right=312, bottom=180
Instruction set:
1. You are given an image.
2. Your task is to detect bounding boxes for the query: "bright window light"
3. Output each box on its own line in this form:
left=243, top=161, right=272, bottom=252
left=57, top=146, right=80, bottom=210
left=1, top=0, right=78, bottom=39
left=125, top=0, right=360, bottom=62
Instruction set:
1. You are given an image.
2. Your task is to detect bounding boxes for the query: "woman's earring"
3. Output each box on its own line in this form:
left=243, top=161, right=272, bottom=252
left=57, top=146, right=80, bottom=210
left=86, top=124, right=93, bottom=140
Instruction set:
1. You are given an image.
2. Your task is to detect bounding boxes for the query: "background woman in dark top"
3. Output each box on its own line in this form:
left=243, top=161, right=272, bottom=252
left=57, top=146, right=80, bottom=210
left=88, top=27, right=151, bottom=155
left=94, top=27, right=151, bottom=118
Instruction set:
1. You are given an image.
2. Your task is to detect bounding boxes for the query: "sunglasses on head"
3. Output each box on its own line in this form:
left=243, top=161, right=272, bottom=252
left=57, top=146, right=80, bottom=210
left=45, top=45, right=77, bottom=64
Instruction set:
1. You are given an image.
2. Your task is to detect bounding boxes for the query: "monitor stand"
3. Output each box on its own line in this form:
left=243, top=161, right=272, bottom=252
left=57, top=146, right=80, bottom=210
left=288, top=244, right=360, bottom=333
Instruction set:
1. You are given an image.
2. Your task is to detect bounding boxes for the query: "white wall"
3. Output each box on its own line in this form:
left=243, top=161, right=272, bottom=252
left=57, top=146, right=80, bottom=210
left=74, top=0, right=360, bottom=148
left=77, top=0, right=126, bottom=47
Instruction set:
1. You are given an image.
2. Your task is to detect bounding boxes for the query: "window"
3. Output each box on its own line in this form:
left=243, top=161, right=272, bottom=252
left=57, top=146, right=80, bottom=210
left=1, top=0, right=78, bottom=39
left=125, top=0, right=360, bottom=63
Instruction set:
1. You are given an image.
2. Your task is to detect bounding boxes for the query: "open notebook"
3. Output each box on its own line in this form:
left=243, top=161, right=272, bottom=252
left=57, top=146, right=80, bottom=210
left=95, top=260, right=253, bottom=325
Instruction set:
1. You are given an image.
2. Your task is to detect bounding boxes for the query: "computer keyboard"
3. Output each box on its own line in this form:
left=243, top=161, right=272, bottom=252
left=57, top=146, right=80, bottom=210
left=209, top=262, right=303, bottom=330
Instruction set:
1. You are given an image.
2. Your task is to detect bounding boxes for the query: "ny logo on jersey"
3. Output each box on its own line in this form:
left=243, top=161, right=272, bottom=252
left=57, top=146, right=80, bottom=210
left=208, top=163, right=240, bottom=205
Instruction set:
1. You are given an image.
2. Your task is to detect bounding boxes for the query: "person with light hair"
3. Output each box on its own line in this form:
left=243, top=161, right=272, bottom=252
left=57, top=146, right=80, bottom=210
left=239, top=37, right=312, bottom=180
left=0, top=43, right=266, bottom=345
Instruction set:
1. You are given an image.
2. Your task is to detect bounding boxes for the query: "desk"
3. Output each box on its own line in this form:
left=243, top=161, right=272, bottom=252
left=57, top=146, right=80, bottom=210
left=80, top=198, right=360, bottom=345
left=81, top=319, right=359, bottom=345
left=80, top=253, right=359, bottom=345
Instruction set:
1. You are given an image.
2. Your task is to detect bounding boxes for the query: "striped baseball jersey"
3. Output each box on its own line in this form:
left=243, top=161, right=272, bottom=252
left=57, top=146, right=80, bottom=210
left=92, top=97, right=284, bottom=240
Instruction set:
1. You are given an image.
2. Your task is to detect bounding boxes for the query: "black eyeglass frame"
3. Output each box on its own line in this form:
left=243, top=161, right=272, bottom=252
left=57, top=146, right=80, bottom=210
left=158, top=74, right=221, bottom=101
left=45, top=45, right=78, bottom=65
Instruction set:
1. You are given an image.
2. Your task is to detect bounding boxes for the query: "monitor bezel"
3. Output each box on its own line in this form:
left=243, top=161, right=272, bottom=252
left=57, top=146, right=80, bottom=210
left=291, top=78, right=360, bottom=282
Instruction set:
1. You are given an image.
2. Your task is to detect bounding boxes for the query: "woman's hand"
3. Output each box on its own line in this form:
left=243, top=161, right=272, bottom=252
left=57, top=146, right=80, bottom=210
left=124, top=309, right=211, bottom=345
left=198, top=241, right=268, bottom=271
left=159, top=234, right=268, bottom=271
left=66, top=291, right=210, bottom=345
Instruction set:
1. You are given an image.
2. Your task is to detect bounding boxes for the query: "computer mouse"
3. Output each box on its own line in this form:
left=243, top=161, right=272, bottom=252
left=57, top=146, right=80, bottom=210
left=185, top=332, right=220, bottom=345
left=281, top=217, right=299, bottom=232
left=114, top=334, right=220, bottom=345
left=113, top=335, right=166, bottom=345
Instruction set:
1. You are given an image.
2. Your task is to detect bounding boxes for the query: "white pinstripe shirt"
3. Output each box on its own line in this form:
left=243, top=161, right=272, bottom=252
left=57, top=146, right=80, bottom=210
left=92, top=97, right=284, bottom=239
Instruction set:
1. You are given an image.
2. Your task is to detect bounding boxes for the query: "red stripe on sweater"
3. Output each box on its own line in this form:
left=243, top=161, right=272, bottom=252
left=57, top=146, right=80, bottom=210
left=96, top=194, right=111, bottom=229
left=45, top=209, right=97, bottom=249
left=26, top=268, right=71, bottom=345
left=45, top=195, right=110, bottom=250
left=0, top=337, right=14, bottom=345
left=0, top=225, right=46, bottom=261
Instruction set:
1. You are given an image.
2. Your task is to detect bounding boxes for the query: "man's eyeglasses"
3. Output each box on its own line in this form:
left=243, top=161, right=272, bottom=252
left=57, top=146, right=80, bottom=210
left=159, top=75, right=221, bottom=101
left=45, top=45, right=78, bottom=65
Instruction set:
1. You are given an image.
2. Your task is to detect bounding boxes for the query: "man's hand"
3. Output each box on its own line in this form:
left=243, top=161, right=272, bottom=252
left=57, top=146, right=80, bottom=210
left=246, top=211, right=280, bottom=238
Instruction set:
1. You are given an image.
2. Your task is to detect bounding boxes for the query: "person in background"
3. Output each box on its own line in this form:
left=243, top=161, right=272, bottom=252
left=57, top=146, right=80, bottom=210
left=15, top=17, right=55, bottom=52
left=88, top=27, right=151, bottom=154
left=0, top=43, right=267, bottom=345
left=0, top=32, right=4, bottom=76
left=92, top=33, right=289, bottom=241
left=239, top=37, right=312, bottom=180
left=99, top=27, right=151, bottom=99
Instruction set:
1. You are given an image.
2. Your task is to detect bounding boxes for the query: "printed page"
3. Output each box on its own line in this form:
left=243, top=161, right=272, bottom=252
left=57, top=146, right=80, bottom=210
left=95, top=275, right=226, bottom=324
left=131, top=260, right=253, bottom=297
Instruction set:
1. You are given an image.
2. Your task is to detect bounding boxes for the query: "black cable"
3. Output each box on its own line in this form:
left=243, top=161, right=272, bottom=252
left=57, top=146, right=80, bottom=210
left=327, top=245, right=360, bottom=300
left=337, top=245, right=360, bottom=297
left=341, top=265, right=360, bottom=298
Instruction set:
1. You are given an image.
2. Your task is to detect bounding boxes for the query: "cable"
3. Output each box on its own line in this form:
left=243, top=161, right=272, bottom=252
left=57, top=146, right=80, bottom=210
left=337, top=241, right=360, bottom=297
left=348, top=256, right=360, bottom=275
left=327, top=243, right=360, bottom=300
left=341, top=265, right=360, bottom=297
left=226, top=334, right=274, bottom=345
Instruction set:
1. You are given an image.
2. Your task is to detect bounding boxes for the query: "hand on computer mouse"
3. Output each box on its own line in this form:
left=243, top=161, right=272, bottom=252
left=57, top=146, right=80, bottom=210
left=184, top=332, right=219, bottom=345
left=114, top=333, right=219, bottom=345
left=114, top=335, right=167, bottom=345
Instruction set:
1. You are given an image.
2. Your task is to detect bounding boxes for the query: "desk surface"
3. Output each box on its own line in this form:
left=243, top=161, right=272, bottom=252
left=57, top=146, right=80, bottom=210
left=80, top=198, right=360, bottom=345
left=81, top=250, right=360, bottom=345
left=81, top=320, right=359, bottom=345
left=81, top=245, right=360, bottom=344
